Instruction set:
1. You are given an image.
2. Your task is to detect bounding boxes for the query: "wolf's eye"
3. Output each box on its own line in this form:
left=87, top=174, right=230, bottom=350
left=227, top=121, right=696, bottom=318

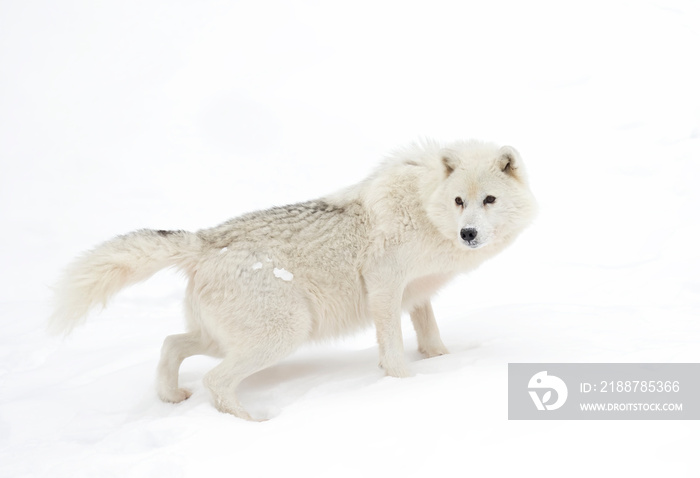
left=455, top=197, right=464, bottom=206
left=483, top=195, right=496, bottom=205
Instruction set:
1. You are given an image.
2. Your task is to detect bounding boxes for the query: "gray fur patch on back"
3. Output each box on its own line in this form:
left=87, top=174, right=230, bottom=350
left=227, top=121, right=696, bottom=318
left=156, top=229, right=183, bottom=236
left=202, top=200, right=360, bottom=248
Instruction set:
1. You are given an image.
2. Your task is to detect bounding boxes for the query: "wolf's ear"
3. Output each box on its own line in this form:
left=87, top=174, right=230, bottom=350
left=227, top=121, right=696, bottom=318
left=441, top=154, right=459, bottom=177
left=496, top=146, right=522, bottom=178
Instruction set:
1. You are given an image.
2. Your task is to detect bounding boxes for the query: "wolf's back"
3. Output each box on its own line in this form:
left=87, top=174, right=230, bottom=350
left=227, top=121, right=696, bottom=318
left=49, top=229, right=203, bottom=336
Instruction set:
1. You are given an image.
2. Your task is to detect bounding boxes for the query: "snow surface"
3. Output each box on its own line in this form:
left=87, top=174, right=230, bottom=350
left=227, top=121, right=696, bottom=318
left=1, top=0, right=699, bottom=477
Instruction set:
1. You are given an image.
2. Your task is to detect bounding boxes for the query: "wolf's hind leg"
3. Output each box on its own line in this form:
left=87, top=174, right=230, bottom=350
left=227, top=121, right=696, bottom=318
left=203, top=356, right=265, bottom=421
left=203, top=325, right=306, bottom=421
left=157, top=332, right=213, bottom=403
left=203, top=354, right=285, bottom=421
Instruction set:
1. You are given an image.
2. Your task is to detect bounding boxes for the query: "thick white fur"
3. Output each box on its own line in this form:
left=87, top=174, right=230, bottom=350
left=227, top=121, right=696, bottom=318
left=49, top=140, right=537, bottom=420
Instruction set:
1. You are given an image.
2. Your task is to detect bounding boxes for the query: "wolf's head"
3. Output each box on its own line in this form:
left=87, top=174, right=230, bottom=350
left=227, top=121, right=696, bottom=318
left=424, top=141, right=537, bottom=250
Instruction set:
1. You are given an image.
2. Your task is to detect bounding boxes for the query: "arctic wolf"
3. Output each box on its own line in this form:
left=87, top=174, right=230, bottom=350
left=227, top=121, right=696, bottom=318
left=50, top=140, right=536, bottom=420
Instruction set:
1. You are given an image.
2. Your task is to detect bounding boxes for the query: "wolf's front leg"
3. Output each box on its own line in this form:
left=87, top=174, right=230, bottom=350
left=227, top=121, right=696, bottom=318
left=370, top=292, right=409, bottom=378
left=410, top=301, right=449, bottom=358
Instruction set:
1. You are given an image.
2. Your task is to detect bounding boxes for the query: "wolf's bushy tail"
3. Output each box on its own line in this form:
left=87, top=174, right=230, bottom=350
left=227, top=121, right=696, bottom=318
left=49, top=229, right=203, bottom=336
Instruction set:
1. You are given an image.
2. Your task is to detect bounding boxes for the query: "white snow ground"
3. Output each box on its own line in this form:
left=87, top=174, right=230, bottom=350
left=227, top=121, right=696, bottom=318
left=1, top=1, right=699, bottom=476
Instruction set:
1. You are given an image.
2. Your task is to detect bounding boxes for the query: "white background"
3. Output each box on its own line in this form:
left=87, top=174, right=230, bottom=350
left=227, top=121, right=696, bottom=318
left=1, top=1, right=699, bottom=476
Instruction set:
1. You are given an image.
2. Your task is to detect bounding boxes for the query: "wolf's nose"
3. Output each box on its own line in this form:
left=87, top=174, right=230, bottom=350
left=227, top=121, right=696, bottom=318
left=460, top=228, right=478, bottom=242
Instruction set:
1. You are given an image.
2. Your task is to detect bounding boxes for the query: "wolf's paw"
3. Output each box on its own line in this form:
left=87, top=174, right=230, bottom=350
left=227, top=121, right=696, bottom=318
left=419, top=343, right=449, bottom=358
left=159, top=387, right=192, bottom=404
left=212, top=396, right=267, bottom=422
left=379, top=360, right=411, bottom=378
left=386, top=367, right=411, bottom=378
